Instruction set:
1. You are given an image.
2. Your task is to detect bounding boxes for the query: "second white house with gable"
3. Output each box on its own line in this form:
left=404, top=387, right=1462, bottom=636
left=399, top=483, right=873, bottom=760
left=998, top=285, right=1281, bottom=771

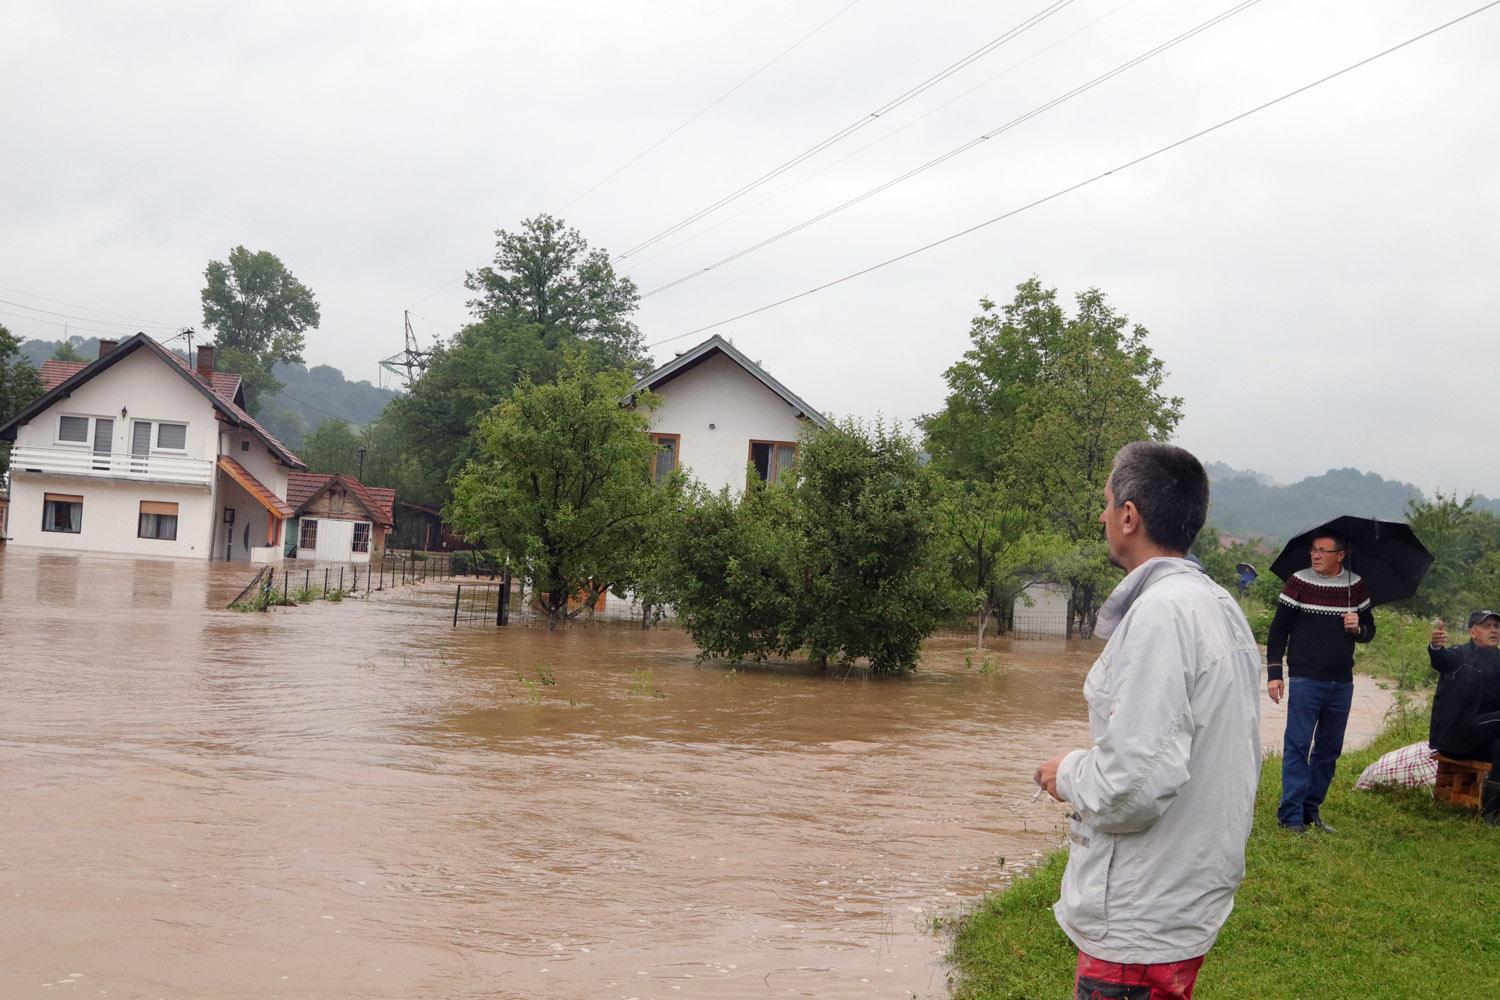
left=629, top=335, right=829, bottom=494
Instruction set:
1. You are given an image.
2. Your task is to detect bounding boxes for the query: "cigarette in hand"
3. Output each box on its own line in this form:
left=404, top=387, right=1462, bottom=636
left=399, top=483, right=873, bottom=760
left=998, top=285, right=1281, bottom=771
left=1032, top=786, right=1045, bottom=802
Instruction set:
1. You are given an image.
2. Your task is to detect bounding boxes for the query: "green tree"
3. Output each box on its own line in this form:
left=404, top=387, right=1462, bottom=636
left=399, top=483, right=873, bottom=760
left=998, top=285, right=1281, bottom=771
left=924, top=279, right=1182, bottom=636
left=51, top=338, right=86, bottom=362
left=665, top=420, right=957, bottom=675
left=201, top=246, right=320, bottom=411
left=446, top=361, right=679, bottom=627
left=0, top=324, right=44, bottom=476
left=794, top=419, right=959, bottom=673
left=300, top=418, right=365, bottom=476
left=465, top=214, right=647, bottom=374
left=936, top=477, right=1065, bottom=645
left=1402, top=492, right=1500, bottom=619
left=371, top=315, right=569, bottom=506
left=665, top=481, right=803, bottom=660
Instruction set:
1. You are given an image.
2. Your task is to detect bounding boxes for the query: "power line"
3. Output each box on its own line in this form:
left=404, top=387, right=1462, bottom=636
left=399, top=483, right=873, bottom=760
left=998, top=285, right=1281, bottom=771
left=556, top=0, right=867, bottom=215
left=641, top=0, right=1264, bottom=298
left=645, top=0, right=1500, bottom=350
left=0, top=296, right=184, bottom=332
left=0, top=306, right=149, bottom=340
left=626, top=0, right=1144, bottom=270
left=616, top=0, right=1081, bottom=260
left=0, top=284, right=188, bottom=329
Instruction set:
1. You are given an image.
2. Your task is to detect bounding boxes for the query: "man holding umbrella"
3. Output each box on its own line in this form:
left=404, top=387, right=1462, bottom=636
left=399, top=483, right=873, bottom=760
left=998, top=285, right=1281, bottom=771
left=1267, top=534, right=1376, bottom=832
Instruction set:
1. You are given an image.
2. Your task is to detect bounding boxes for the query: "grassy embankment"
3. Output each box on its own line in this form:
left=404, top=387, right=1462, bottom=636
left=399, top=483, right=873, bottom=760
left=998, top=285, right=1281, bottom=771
left=947, top=608, right=1500, bottom=999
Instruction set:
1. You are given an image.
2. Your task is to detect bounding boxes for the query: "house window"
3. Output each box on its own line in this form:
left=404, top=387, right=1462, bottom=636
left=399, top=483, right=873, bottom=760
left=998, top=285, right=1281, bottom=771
left=240, top=440, right=250, bottom=453
left=156, top=422, right=188, bottom=451
left=749, top=440, right=798, bottom=484
left=42, top=493, right=83, bottom=533
left=138, top=501, right=179, bottom=540
left=131, top=420, right=188, bottom=455
left=299, top=518, right=318, bottom=550
left=649, top=433, right=680, bottom=484
left=352, top=522, right=371, bottom=553
left=58, top=415, right=90, bottom=443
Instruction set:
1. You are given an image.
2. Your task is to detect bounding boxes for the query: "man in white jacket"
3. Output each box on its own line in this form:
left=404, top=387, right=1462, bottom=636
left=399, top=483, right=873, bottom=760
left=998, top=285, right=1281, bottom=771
left=1035, top=442, right=1262, bottom=1000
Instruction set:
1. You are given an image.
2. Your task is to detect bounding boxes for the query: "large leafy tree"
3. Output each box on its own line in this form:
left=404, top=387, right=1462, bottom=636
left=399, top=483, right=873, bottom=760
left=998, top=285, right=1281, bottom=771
left=935, top=477, right=1065, bottom=645
left=446, top=361, right=679, bottom=627
left=665, top=420, right=957, bottom=675
left=924, top=279, right=1182, bottom=636
left=0, top=324, right=44, bottom=476
left=300, top=418, right=366, bottom=477
left=201, top=246, right=320, bottom=411
left=465, top=214, right=647, bottom=375
left=370, top=315, right=567, bottom=506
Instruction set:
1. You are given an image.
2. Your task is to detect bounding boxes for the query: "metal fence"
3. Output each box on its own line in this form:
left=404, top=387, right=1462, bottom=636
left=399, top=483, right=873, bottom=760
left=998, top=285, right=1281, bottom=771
left=452, top=577, right=512, bottom=627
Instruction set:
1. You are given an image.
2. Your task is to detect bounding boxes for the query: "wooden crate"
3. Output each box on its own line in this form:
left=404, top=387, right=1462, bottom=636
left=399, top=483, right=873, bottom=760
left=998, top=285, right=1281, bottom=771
left=1434, top=755, right=1492, bottom=809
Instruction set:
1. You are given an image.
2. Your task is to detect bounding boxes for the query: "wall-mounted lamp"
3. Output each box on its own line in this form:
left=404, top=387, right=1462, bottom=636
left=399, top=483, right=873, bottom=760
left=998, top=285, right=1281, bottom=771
left=120, top=406, right=128, bottom=419
left=708, top=422, right=716, bottom=430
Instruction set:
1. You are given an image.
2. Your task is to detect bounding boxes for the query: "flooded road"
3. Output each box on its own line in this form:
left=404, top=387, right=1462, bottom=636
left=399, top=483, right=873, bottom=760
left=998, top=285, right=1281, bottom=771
left=0, top=548, right=1394, bottom=999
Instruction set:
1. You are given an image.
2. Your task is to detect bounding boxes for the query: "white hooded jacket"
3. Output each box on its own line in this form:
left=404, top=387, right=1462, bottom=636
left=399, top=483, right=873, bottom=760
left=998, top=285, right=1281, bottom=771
left=1054, top=557, right=1262, bottom=964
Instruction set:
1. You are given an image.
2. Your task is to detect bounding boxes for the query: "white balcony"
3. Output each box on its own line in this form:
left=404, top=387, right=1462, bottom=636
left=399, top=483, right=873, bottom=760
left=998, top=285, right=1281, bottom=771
left=8, top=446, right=215, bottom=487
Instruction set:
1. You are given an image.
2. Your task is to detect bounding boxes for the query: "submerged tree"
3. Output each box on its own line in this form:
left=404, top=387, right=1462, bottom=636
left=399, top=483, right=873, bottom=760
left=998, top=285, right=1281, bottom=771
left=446, top=361, right=680, bottom=627
left=201, top=246, right=320, bottom=411
left=664, top=419, right=957, bottom=675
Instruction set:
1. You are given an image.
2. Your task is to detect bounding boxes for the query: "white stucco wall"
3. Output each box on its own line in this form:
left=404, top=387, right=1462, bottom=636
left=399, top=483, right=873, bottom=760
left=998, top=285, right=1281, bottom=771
left=8, top=349, right=221, bottom=558
left=13, top=349, right=219, bottom=457
left=6, top=345, right=298, bottom=561
left=644, top=352, right=812, bottom=496
left=6, top=476, right=214, bottom=558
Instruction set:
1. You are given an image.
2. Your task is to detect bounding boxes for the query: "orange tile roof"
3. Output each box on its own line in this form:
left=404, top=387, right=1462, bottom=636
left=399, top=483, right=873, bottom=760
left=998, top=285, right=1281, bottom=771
left=39, top=359, right=86, bottom=392
left=218, top=456, right=296, bottom=519
left=286, top=471, right=394, bottom=527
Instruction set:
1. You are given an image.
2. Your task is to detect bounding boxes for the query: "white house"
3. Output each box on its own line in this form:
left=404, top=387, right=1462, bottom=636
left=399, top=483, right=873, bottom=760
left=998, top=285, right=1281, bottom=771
left=285, top=471, right=395, bottom=564
left=630, top=335, right=829, bottom=494
left=0, top=334, right=304, bottom=562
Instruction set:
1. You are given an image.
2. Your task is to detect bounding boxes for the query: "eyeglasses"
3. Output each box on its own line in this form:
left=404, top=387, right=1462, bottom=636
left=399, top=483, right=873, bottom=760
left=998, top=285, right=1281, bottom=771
left=1310, top=546, right=1342, bottom=555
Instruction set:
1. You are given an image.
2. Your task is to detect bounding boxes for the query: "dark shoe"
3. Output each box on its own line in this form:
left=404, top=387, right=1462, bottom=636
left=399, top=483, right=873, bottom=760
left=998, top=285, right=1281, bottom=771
left=1483, top=779, right=1500, bottom=828
left=1308, top=818, right=1337, bottom=834
left=1279, top=822, right=1307, bottom=834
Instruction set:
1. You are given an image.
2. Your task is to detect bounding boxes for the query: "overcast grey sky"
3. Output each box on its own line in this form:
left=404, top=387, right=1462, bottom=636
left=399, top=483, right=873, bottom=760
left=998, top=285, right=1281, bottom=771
left=3, top=1, right=1497, bottom=493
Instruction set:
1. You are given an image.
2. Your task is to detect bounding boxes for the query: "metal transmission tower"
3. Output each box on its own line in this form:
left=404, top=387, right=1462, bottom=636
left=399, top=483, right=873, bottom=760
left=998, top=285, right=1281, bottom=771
left=379, top=311, right=430, bottom=389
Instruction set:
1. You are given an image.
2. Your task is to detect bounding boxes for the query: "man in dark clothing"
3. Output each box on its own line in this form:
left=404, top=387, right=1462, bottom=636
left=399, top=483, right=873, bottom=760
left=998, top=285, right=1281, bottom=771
left=1266, top=534, right=1376, bottom=832
left=1428, top=610, right=1500, bottom=827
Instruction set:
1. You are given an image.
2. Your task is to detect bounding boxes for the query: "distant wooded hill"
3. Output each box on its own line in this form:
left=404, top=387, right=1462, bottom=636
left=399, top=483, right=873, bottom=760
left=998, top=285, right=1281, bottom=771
left=18, top=336, right=396, bottom=449
left=1205, top=461, right=1500, bottom=542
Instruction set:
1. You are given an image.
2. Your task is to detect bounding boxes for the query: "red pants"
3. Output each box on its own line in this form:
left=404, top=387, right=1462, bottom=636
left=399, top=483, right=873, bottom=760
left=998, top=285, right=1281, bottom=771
left=1074, top=950, right=1205, bottom=1000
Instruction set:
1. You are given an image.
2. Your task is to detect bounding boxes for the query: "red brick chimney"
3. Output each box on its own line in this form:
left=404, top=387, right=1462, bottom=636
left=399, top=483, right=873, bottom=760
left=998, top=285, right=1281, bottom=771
left=196, top=344, right=215, bottom=377
left=98, top=339, right=118, bottom=358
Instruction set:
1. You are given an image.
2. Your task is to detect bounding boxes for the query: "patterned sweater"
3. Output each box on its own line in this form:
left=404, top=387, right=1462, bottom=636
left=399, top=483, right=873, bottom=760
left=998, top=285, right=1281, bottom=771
left=1266, top=568, right=1375, bottom=682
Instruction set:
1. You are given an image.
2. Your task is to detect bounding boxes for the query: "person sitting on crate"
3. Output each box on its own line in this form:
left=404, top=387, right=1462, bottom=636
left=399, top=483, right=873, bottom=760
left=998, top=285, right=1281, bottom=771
left=1428, top=610, right=1500, bottom=826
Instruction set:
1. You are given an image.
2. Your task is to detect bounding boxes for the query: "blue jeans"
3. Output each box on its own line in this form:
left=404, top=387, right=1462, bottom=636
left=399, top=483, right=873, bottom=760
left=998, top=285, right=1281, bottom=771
left=1278, top=678, right=1354, bottom=827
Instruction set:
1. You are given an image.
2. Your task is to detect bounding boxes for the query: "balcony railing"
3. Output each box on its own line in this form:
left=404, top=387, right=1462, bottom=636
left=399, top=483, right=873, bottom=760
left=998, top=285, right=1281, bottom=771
left=8, top=446, right=215, bottom=486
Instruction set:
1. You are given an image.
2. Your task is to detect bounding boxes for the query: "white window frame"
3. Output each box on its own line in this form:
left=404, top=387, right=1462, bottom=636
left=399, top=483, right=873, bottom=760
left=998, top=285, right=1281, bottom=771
left=299, top=517, right=319, bottom=550
left=55, top=413, right=108, bottom=448
left=131, top=418, right=190, bottom=455
left=352, top=521, right=371, bottom=554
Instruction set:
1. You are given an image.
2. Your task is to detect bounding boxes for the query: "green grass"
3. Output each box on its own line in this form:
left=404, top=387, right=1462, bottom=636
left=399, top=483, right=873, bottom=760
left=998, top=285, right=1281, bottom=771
left=947, top=713, right=1500, bottom=999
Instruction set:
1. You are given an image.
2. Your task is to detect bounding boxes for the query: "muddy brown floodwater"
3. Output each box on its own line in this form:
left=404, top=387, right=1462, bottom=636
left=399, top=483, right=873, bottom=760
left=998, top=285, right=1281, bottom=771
left=0, top=548, right=1394, bottom=999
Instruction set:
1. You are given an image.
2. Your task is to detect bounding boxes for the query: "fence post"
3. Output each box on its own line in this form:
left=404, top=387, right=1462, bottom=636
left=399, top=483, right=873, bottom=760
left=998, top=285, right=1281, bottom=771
left=454, top=585, right=462, bottom=627
left=283, top=570, right=290, bottom=602
left=339, top=567, right=345, bottom=592
left=379, top=560, right=384, bottom=590
left=324, top=568, right=330, bottom=597
left=499, top=566, right=511, bottom=626
left=305, top=569, right=310, bottom=595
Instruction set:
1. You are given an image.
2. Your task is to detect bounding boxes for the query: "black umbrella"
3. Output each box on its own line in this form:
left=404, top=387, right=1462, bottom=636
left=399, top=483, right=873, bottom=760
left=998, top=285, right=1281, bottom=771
left=1269, top=515, right=1433, bottom=607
